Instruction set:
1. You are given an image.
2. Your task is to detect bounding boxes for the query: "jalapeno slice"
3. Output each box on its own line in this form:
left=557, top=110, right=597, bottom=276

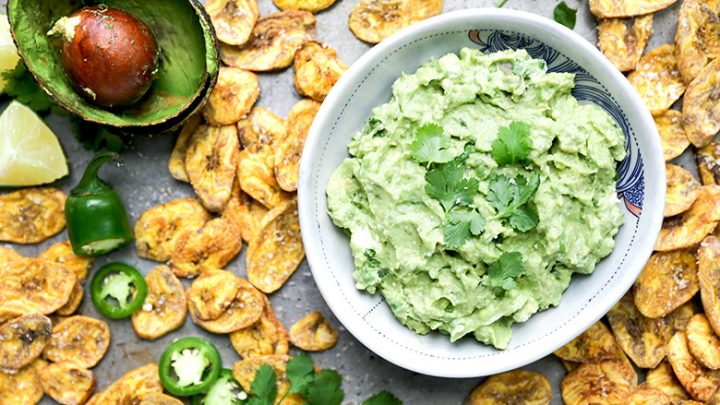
left=90, top=262, right=148, bottom=319
left=160, top=337, right=222, bottom=397
left=191, top=369, right=247, bottom=405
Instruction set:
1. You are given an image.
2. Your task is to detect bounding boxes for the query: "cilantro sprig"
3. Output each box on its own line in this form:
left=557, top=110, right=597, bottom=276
left=444, top=209, right=485, bottom=248
left=410, top=124, right=454, bottom=164
left=425, top=159, right=478, bottom=212
left=487, top=173, right=540, bottom=232
left=491, top=121, right=532, bottom=166
left=554, top=2, right=577, bottom=29
left=488, top=252, right=526, bottom=289
left=363, top=391, right=403, bottom=405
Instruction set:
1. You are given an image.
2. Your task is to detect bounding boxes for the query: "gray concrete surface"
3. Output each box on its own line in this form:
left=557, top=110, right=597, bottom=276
left=3, top=0, right=685, bottom=403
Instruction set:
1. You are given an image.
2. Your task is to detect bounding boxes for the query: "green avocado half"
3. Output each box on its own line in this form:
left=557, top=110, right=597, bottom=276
left=7, top=0, right=219, bottom=130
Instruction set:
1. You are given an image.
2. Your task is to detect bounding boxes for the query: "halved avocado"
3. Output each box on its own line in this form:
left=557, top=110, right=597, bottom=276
left=7, top=0, right=219, bottom=131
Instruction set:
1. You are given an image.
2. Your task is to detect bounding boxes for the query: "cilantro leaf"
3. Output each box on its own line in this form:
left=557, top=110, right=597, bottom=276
left=363, top=391, right=403, bottom=405
left=2, top=62, right=54, bottom=113
left=305, top=369, right=344, bottom=405
left=425, top=160, right=478, bottom=211
left=248, top=364, right=278, bottom=405
left=73, top=119, right=127, bottom=152
left=488, top=252, right=525, bottom=290
left=410, top=124, right=454, bottom=164
left=554, top=2, right=577, bottom=29
left=487, top=175, right=515, bottom=214
left=491, top=121, right=532, bottom=166
left=486, top=173, right=540, bottom=232
left=514, top=173, right=540, bottom=206
left=508, top=205, right=539, bottom=232
left=444, top=209, right=485, bottom=248
left=286, top=353, right=315, bottom=396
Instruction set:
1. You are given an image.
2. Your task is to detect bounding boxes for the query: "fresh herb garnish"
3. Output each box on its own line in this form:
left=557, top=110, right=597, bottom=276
left=488, top=252, right=526, bottom=289
left=305, top=369, right=344, bottom=405
left=363, top=391, right=403, bottom=405
left=286, top=353, right=315, bottom=396
left=444, top=209, right=485, bottom=248
left=2, top=62, right=55, bottom=113
left=491, top=121, right=532, bottom=166
left=496, top=0, right=509, bottom=7
left=554, top=1, right=577, bottom=29
left=425, top=159, right=478, bottom=212
left=410, top=124, right=454, bottom=164
left=248, top=364, right=277, bottom=405
left=487, top=173, right=540, bottom=232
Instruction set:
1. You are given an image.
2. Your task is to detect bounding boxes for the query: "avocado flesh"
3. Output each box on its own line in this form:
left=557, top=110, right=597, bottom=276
left=7, top=0, right=219, bottom=128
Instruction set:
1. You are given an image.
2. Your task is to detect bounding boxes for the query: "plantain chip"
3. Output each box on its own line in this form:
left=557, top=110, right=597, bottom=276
left=293, top=41, right=347, bottom=101
left=134, top=198, right=211, bottom=262
left=657, top=110, right=691, bottom=162
left=139, top=392, right=184, bottom=405
left=185, top=124, right=239, bottom=213
left=0, top=258, right=76, bottom=321
left=698, top=141, right=720, bottom=185
left=273, top=0, right=335, bottom=13
left=0, top=314, right=51, bottom=370
left=686, top=313, right=720, bottom=369
left=275, top=99, right=320, bottom=192
left=289, top=311, right=337, bottom=351
left=631, top=384, right=673, bottom=405
left=247, top=198, right=305, bottom=293
left=43, top=316, right=110, bottom=369
left=646, top=361, right=691, bottom=401
left=673, top=301, right=700, bottom=333
left=589, top=0, right=678, bottom=17
left=238, top=143, right=291, bottom=209
left=665, top=164, right=702, bottom=217
left=38, top=240, right=94, bottom=282
left=598, top=15, right=654, bottom=72
left=0, top=187, right=66, bottom=244
left=203, top=67, right=259, bottom=126
left=205, top=0, right=259, bottom=46
left=187, top=269, right=239, bottom=321
left=192, top=277, right=264, bottom=334
left=0, top=360, right=44, bottom=405
left=222, top=181, right=270, bottom=243
left=676, top=0, right=720, bottom=84
left=55, top=280, right=84, bottom=316
left=348, top=0, right=443, bottom=44
left=232, top=355, right=304, bottom=403
left=38, top=361, right=95, bottom=405
left=634, top=250, right=699, bottom=318
left=607, top=290, right=674, bottom=368
left=230, top=295, right=289, bottom=359
left=628, top=45, right=686, bottom=117
left=656, top=185, right=720, bottom=251
left=237, top=107, right=286, bottom=149
left=682, top=59, right=720, bottom=148
left=667, top=332, right=720, bottom=401
left=700, top=236, right=720, bottom=336
left=466, top=370, right=552, bottom=405
left=0, top=245, right=22, bottom=266
left=561, top=360, right=638, bottom=405
left=168, top=114, right=201, bottom=183
left=560, top=360, right=579, bottom=372
left=220, top=11, right=316, bottom=72
left=553, top=320, right=627, bottom=364
left=170, top=216, right=243, bottom=278
left=95, top=364, right=162, bottom=405
left=131, top=266, right=187, bottom=340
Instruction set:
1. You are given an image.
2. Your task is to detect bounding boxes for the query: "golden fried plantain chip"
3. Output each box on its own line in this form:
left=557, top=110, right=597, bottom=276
left=676, top=0, right=720, bottom=84
left=631, top=384, right=673, bottom=405
left=185, top=124, right=239, bottom=213
left=466, top=370, right=552, bottom=405
left=561, top=360, right=638, bottom=405
left=0, top=360, right=44, bottom=405
left=203, top=68, right=259, bottom=126
left=628, top=45, right=686, bottom=117
left=598, top=15, right=654, bottom=72
left=193, top=277, right=264, bottom=334
left=205, top=0, right=259, bottom=46
left=634, top=250, right=699, bottom=318
left=273, top=0, right=335, bottom=13
left=230, top=296, right=289, bottom=359
left=289, top=311, right=337, bottom=351
left=657, top=110, right=691, bottom=162
left=348, top=0, right=443, bottom=44
left=589, top=0, right=678, bottom=17
left=0, top=258, right=76, bottom=320
left=232, top=355, right=304, bottom=403
left=673, top=301, right=700, bottom=333
left=131, top=266, right=187, bottom=340
left=170, top=217, right=243, bottom=278
left=560, top=360, right=579, bottom=372
left=0, top=314, right=51, bottom=370
left=607, top=291, right=674, bottom=368
left=187, top=269, right=239, bottom=321
left=38, top=361, right=95, bottom=405
left=553, top=321, right=626, bottom=364
left=247, top=199, right=305, bottom=293
left=275, top=99, right=320, bottom=192
left=682, top=59, right=720, bottom=148
left=134, top=198, right=211, bottom=262
left=139, top=393, right=184, bottom=405
left=44, top=316, right=110, bottom=369
left=168, top=114, right=201, bottom=183
left=237, top=107, right=286, bottom=149
left=646, top=361, right=691, bottom=401
left=700, top=236, right=720, bottom=336
left=96, top=364, right=162, bottom=405
left=55, top=280, right=84, bottom=316
left=698, top=141, right=720, bottom=185
left=0, top=245, right=22, bottom=266
left=656, top=185, right=720, bottom=251
left=293, top=41, right=347, bottom=101
left=667, top=332, right=720, bottom=401
left=665, top=164, right=702, bottom=217
left=38, top=240, right=94, bottom=282
left=238, top=143, right=291, bottom=209
left=0, top=187, right=66, bottom=244
left=222, top=181, right=270, bottom=244
left=220, top=11, right=316, bottom=72
left=686, top=313, right=720, bottom=369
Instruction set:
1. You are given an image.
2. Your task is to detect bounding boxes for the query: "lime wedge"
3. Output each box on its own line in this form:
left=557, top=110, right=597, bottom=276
left=0, top=15, right=19, bottom=91
left=0, top=101, right=69, bottom=186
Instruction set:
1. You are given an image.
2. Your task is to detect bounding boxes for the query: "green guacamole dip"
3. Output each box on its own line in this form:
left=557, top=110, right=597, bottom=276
left=326, top=48, right=626, bottom=349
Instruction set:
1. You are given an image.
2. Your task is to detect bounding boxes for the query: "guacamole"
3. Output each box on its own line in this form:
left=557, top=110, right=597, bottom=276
left=326, top=48, right=626, bottom=349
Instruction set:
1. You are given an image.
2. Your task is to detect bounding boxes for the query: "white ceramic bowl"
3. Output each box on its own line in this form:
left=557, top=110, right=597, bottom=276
left=298, top=8, right=665, bottom=378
